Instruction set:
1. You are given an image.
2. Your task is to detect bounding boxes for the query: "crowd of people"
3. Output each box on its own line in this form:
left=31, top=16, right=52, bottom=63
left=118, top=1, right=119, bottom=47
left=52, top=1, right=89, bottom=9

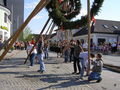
left=91, top=42, right=120, bottom=54
left=14, top=41, right=27, bottom=50
left=1, top=37, right=120, bottom=82
left=49, top=40, right=103, bottom=82
left=48, top=40, right=120, bottom=82
left=50, top=40, right=120, bottom=56
left=24, top=37, right=104, bottom=82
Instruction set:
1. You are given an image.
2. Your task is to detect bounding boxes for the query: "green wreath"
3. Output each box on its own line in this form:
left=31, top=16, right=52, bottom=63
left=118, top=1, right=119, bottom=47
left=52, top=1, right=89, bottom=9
left=46, top=0, right=104, bottom=29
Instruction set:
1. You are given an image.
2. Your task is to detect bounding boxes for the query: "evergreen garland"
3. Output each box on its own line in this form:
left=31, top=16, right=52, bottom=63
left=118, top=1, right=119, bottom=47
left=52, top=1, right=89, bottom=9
left=46, top=0, right=104, bottom=30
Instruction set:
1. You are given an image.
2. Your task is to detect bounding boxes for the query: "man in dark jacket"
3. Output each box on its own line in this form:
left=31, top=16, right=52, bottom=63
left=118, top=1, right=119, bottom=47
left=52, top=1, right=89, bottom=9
left=37, top=36, right=45, bottom=73
left=72, top=40, right=82, bottom=74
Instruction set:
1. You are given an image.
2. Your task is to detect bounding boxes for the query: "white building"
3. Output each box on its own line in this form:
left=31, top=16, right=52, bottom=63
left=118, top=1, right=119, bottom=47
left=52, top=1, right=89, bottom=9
left=51, top=29, right=77, bottom=41
left=51, top=19, right=120, bottom=45
left=73, top=19, right=120, bottom=45
left=0, top=5, right=11, bottom=42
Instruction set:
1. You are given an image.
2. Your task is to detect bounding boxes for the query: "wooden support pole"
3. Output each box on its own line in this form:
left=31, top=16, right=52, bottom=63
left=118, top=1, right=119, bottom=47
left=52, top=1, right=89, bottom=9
left=0, top=0, right=50, bottom=61
left=0, top=36, right=12, bottom=51
left=87, top=0, right=91, bottom=75
left=24, top=17, right=51, bottom=64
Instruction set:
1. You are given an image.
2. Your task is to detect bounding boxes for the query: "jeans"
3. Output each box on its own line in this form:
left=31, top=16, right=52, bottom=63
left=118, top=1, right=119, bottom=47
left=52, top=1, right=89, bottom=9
left=44, top=50, right=49, bottom=59
left=70, top=52, right=74, bottom=62
left=80, top=59, right=85, bottom=77
left=37, top=53, right=46, bottom=71
left=64, top=51, right=69, bottom=63
left=73, top=56, right=81, bottom=73
left=29, top=53, right=36, bottom=66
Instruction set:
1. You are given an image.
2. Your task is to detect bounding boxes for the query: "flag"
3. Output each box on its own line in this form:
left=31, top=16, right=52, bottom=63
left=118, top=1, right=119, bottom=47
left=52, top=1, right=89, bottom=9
left=92, top=16, right=96, bottom=23
left=91, top=16, right=96, bottom=31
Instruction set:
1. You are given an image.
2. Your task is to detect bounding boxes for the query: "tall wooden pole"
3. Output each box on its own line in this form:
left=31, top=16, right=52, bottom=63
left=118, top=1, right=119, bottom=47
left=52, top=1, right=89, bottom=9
left=0, top=0, right=50, bottom=61
left=24, top=17, right=51, bottom=64
left=87, top=0, right=91, bottom=75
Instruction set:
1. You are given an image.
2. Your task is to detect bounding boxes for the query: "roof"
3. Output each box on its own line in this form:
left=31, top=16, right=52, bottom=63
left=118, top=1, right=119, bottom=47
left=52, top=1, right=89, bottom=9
left=73, top=19, right=120, bottom=37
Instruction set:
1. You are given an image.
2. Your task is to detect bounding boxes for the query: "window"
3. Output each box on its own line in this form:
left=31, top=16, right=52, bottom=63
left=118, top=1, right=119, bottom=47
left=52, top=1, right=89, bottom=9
left=0, top=35, right=3, bottom=39
left=103, top=25, right=109, bottom=29
left=112, top=26, right=118, bottom=29
left=4, top=13, right=7, bottom=23
left=4, top=32, right=7, bottom=35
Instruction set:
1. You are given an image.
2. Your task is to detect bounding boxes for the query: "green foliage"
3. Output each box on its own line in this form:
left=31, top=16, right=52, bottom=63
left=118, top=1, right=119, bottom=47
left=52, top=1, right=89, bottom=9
left=24, top=34, right=33, bottom=41
left=46, top=0, right=104, bottom=29
left=18, top=26, right=33, bottom=41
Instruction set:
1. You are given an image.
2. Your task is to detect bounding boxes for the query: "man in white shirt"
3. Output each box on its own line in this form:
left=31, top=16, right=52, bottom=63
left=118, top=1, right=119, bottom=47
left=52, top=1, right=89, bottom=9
left=26, top=42, right=37, bottom=67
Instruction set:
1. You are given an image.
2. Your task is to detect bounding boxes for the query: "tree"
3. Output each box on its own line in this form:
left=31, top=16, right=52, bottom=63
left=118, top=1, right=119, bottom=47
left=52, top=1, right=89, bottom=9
left=18, top=26, right=33, bottom=41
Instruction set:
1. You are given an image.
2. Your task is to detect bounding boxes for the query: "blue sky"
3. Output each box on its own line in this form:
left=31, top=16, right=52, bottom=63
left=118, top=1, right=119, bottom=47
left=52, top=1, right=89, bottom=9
left=24, top=0, right=120, bottom=34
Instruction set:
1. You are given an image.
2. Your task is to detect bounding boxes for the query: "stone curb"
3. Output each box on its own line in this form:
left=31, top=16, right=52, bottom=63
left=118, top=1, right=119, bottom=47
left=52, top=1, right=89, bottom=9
left=104, top=64, right=120, bottom=73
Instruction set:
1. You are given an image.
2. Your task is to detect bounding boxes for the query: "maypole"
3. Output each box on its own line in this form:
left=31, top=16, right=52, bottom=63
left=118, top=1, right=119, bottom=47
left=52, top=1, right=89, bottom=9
left=87, top=0, right=91, bottom=75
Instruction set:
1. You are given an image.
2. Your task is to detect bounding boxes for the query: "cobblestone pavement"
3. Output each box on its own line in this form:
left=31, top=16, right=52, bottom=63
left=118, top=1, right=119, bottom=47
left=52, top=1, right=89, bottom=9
left=0, top=50, right=120, bottom=90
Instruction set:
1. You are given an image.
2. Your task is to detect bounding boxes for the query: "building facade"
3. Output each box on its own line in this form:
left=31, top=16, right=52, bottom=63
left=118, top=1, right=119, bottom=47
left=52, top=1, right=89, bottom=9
left=6, top=0, right=24, bottom=35
left=0, top=0, right=11, bottom=42
left=73, top=19, right=120, bottom=45
left=51, top=29, right=77, bottom=41
left=51, top=19, right=120, bottom=45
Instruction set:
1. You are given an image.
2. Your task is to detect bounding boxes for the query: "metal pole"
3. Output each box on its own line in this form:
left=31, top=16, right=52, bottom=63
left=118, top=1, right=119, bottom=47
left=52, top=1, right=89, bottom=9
left=0, top=0, right=49, bottom=61
left=87, top=0, right=91, bottom=75
left=24, top=17, right=51, bottom=64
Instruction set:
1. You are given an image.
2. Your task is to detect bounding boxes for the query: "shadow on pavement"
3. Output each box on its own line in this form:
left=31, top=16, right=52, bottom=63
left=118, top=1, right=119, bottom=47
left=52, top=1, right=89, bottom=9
left=16, top=73, right=97, bottom=89
left=0, top=58, right=27, bottom=65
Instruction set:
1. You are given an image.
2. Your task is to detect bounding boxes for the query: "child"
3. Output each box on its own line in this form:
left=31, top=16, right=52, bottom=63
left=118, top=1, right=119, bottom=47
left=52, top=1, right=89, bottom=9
left=79, top=48, right=88, bottom=79
left=88, top=53, right=103, bottom=82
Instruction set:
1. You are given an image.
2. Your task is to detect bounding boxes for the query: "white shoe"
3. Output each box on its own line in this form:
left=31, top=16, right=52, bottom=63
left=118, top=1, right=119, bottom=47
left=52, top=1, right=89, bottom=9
left=80, top=77, right=84, bottom=80
left=28, top=66, right=33, bottom=68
